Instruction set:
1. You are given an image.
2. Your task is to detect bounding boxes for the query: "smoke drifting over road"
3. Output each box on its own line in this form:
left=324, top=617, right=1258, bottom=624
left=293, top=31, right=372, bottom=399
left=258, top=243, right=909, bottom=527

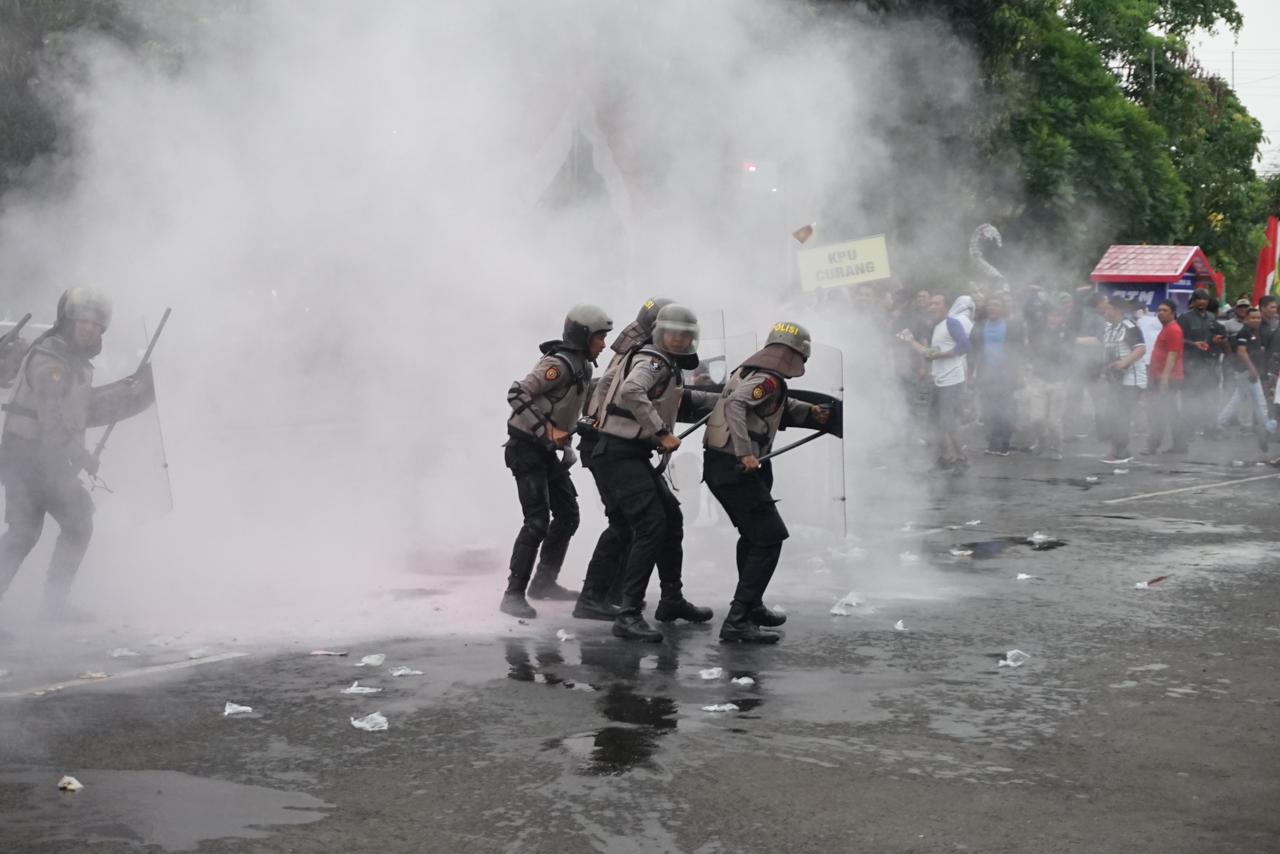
left=0, top=2, right=993, bottom=641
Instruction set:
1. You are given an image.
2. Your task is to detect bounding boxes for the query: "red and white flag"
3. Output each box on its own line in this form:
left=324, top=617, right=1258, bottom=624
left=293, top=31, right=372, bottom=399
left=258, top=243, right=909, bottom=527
left=1254, top=215, right=1279, bottom=303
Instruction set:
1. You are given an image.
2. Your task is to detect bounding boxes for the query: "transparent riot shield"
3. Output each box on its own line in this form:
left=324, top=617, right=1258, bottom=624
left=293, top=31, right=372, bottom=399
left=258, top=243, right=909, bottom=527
left=769, top=340, right=846, bottom=538
left=87, top=317, right=174, bottom=531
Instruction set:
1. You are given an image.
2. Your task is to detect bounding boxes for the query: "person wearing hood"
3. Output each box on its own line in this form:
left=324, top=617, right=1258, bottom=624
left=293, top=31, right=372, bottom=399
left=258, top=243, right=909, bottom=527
left=500, top=304, right=613, bottom=619
left=588, top=304, right=718, bottom=642
left=909, top=294, right=973, bottom=469
left=573, top=297, right=672, bottom=621
left=0, top=287, right=155, bottom=628
left=703, top=322, right=832, bottom=643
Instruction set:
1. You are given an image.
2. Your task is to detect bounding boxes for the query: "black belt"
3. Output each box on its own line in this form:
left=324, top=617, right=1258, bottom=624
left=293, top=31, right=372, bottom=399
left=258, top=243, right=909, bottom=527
left=605, top=403, right=636, bottom=420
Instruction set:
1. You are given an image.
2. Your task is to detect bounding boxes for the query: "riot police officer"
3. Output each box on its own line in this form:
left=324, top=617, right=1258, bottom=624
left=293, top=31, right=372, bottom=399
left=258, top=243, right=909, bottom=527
left=501, top=304, right=613, bottom=619
left=0, top=288, right=155, bottom=626
left=573, top=297, right=672, bottom=621
left=590, top=304, right=717, bottom=642
left=703, top=322, right=832, bottom=643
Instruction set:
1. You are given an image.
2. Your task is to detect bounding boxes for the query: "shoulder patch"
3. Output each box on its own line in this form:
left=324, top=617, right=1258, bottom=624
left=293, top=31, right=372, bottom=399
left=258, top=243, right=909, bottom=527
left=545, top=365, right=561, bottom=381
left=758, top=376, right=779, bottom=396
left=751, top=385, right=765, bottom=400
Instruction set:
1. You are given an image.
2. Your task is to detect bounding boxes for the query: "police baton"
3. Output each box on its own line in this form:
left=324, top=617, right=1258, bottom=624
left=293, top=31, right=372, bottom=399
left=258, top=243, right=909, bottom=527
left=0, top=313, right=32, bottom=350
left=654, top=411, right=714, bottom=475
left=92, top=307, right=171, bottom=460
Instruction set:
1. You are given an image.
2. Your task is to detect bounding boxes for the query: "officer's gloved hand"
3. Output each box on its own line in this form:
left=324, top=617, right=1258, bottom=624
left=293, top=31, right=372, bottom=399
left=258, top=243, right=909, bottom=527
left=128, top=362, right=157, bottom=405
left=560, top=446, right=578, bottom=471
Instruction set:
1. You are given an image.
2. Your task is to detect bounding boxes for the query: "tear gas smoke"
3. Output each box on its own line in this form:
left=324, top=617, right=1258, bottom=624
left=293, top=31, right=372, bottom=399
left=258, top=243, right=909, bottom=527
left=0, top=1, right=995, bottom=642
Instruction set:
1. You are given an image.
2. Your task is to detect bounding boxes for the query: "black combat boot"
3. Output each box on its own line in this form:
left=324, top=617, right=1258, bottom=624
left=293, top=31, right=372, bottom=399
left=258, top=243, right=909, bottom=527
left=572, top=594, right=620, bottom=621
left=527, top=566, right=579, bottom=601
left=748, top=603, right=787, bottom=627
left=500, top=591, right=537, bottom=619
left=719, top=601, right=781, bottom=644
left=654, top=597, right=713, bottom=623
left=612, top=601, right=663, bottom=642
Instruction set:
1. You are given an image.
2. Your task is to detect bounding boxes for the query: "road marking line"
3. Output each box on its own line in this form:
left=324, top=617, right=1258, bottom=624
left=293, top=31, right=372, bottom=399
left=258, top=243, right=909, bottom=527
left=0, top=651, right=248, bottom=701
left=1104, top=473, right=1280, bottom=504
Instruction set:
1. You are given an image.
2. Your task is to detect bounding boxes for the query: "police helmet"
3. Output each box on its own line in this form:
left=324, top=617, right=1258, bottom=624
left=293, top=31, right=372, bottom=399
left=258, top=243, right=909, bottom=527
left=653, top=304, right=699, bottom=356
left=562, top=304, right=613, bottom=351
left=57, top=287, right=113, bottom=331
left=765, top=321, right=812, bottom=361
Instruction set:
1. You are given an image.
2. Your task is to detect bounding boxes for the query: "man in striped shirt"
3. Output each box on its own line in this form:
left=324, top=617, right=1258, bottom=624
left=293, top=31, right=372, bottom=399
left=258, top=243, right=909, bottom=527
left=1099, top=295, right=1147, bottom=465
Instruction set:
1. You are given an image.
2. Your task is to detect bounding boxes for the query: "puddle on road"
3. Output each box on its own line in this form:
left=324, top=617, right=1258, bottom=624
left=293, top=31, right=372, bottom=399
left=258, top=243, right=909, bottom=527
left=543, top=683, right=678, bottom=775
left=956, top=537, right=1068, bottom=559
left=0, top=769, right=331, bottom=851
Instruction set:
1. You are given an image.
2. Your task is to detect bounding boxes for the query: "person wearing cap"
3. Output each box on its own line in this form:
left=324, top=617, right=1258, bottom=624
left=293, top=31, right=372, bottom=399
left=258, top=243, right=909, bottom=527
left=500, top=304, right=613, bottom=619
left=1222, top=297, right=1253, bottom=336
left=0, top=288, right=155, bottom=629
left=702, top=322, right=833, bottom=643
left=1177, top=288, right=1227, bottom=442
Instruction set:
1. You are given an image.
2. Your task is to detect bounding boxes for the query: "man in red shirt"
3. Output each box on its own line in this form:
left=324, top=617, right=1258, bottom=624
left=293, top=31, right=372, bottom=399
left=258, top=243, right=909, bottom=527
left=1145, top=299, right=1186, bottom=454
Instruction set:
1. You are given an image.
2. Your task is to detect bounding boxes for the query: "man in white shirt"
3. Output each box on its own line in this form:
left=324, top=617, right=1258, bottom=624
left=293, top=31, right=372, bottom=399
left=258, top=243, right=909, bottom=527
left=909, top=295, right=974, bottom=470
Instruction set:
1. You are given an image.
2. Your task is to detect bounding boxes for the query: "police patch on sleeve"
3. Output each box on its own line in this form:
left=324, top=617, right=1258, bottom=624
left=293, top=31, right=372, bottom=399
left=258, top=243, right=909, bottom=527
left=545, top=365, right=561, bottom=381
left=751, top=385, right=765, bottom=400
left=757, top=377, right=778, bottom=398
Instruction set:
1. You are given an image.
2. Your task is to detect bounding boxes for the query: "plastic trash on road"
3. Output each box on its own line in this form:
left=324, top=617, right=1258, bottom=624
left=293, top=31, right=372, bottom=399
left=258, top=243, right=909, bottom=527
left=1027, top=531, right=1052, bottom=544
left=356, top=654, right=386, bottom=667
left=1085, top=476, right=1100, bottom=484
left=108, top=648, right=139, bottom=658
left=730, top=676, right=755, bottom=686
left=1016, top=573, right=1033, bottom=581
left=830, top=592, right=859, bottom=616
left=998, top=650, right=1030, bottom=668
left=340, top=681, right=382, bottom=695
left=1135, top=575, right=1169, bottom=590
left=309, top=650, right=348, bottom=657
left=388, top=666, right=423, bottom=677
left=351, top=712, right=388, bottom=731
left=950, top=547, right=974, bottom=557
left=1113, top=468, right=1129, bottom=475
left=893, top=620, right=907, bottom=631
left=223, top=702, right=253, bottom=716
left=701, top=703, right=740, bottom=713
left=1231, top=460, right=1246, bottom=468
left=699, top=667, right=723, bottom=680
left=965, top=520, right=981, bottom=526
left=57, top=776, right=84, bottom=793
left=555, top=629, right=575, bottom=642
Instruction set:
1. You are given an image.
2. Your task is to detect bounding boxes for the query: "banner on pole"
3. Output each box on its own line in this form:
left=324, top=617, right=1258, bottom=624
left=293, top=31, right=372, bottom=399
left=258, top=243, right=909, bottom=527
left=797, top=234, right=891, bottom=291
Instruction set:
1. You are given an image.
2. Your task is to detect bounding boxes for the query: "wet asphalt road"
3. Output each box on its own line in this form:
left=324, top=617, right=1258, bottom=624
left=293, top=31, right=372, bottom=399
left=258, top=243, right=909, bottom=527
left=2, top=435, right=1280, bottom=853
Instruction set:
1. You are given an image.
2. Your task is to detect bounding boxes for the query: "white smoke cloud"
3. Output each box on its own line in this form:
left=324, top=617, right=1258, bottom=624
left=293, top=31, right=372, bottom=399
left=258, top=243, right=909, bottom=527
left=0, top=1, right=990, bottom=642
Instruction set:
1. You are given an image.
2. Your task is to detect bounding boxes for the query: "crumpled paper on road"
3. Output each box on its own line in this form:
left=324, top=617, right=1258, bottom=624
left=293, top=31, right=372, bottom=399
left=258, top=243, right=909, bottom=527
left=223, top=702, right=253, bottom=716
left=351, top=712, right=388, bottom=731
left=701, top=703, right=739, bottom=713
left=57, top=776, right=84, bottom=792
left=340, top=681, right=382, bottom=695
left=356, top=654, right=386, bottom=667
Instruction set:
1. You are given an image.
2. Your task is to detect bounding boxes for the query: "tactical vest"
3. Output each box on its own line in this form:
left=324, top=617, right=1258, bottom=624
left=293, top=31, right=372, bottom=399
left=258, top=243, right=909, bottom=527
left=598, top=347, right=683, bottom=441
left=705, top=367, right=787, bottom=455
left=533, top=348, right=592, bottom=433
left=1, top=338, right=93, bottom=445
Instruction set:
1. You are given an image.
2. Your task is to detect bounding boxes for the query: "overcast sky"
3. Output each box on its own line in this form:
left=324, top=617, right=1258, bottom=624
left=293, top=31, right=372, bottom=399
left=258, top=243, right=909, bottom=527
left=1192, top=0, right=1280, bottom=175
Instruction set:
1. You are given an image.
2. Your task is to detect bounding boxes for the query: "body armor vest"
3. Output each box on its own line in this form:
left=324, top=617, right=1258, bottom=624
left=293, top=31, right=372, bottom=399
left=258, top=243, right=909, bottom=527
left=536, top=348, right=592, bottom=433
left=2, top=337, right=93, bottom=445
left=598, top=347, right=683, bottom=440
left=705, top=367, right=787, bottom=455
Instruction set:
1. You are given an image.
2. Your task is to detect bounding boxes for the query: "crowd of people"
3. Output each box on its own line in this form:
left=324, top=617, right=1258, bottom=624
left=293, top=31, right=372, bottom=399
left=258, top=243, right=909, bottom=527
left=885, top=283, right=1280, bottom=469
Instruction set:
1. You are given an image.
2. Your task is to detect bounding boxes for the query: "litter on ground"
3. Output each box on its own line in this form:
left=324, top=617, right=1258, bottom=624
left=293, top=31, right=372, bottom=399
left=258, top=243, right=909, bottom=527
left=57, top=776, right=84, bottom=792
left=555, top=629, right=575, bottom=642
left=340, top=681, right=382, bottom=695
left=699, top=667, right=723, bottom=680
left=730, top=676, right=755, bottom=686
left=893, top=620, right=907, bottom=631
left=830, top=592, right=860, bottom=616
left=998, top=650, right=1031, bottom=668
left=356, top=654, right=386, bottom=667
left=701, top=703, right=740, bottom=713
left=388, top=666, right=423, bottom=677
left=351, top=712, right=388, bottom=731
left=223, top=702, right=253, bottom=716
left=309, top=650, right=348, bottom=657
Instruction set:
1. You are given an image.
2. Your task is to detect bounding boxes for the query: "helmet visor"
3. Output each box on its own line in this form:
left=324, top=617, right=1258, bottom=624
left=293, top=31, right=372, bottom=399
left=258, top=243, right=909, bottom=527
left=654, top=319, right=699, bottom=356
